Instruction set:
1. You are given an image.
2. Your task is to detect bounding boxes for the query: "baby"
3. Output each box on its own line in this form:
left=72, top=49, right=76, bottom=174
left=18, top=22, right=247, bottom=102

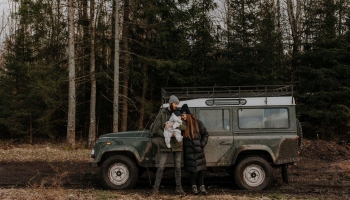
left=163, top=111, right=183, bottom=148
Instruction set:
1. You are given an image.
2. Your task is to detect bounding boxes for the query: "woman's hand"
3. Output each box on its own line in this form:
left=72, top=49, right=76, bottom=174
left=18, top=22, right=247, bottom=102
left=200, top=140, right=206, bottom=148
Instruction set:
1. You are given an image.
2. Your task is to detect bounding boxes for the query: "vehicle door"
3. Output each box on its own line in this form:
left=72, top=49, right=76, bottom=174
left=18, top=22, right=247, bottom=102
left=196, top=107, right=234, bottom=165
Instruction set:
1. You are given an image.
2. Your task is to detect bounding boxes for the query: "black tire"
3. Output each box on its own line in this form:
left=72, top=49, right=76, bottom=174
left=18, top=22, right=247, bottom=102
left=296, top=119, right=303, bottom=150
left=234, top=157, right=272, bottom=190
left=100, top=155, right=138, bottom=190
left=138, top=167, right=146, bottom=177
left=227, top=169, right=234, bottom=179
left=281, top=164, right=289, bottom=184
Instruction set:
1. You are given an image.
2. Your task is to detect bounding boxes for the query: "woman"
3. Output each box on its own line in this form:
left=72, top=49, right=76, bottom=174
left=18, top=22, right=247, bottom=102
left=180, top=104, right=209, bottom=195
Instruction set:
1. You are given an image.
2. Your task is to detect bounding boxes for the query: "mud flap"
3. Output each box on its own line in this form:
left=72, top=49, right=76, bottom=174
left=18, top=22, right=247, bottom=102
left=281, top=164, right=289, bottom=184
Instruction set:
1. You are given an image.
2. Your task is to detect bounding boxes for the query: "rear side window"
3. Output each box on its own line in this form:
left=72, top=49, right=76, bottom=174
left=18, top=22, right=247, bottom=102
left=238, top=108, right=289, bottom=129
left=199, top=109, right=230, bottom=130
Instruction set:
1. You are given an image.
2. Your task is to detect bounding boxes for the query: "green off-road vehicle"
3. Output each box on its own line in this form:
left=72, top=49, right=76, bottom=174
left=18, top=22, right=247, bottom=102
left=90, top=85, right=302, bottom=191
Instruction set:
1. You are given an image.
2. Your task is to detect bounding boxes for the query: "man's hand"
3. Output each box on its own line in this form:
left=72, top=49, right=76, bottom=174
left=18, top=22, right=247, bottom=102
left=165, top=122, right=172, bottom=130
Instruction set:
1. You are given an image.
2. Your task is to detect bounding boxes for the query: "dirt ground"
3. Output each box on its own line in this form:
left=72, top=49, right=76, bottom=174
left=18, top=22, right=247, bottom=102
left=0, top=139, right=350, bottom=199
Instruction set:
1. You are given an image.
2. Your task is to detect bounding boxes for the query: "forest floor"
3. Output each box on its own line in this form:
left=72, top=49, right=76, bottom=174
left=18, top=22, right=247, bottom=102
left=0, top=139, right=349, bottom=200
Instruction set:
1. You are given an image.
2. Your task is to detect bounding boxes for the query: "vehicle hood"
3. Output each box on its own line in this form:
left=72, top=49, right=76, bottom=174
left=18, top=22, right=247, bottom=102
left=99, top=130, right=150, bottom=139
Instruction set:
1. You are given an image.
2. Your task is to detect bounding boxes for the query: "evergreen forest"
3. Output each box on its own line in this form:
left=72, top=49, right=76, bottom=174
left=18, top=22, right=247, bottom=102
left=0, top=0, right=349, bottom=146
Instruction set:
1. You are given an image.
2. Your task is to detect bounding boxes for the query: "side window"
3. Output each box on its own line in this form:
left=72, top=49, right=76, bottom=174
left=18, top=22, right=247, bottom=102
left=199, top=109, right=230, bottom=130
left=238, top=108, right=289, bottom=129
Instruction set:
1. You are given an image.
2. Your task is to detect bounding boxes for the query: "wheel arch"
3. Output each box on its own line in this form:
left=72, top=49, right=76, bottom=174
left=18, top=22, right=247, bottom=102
left=232, top=145, right=275, bottom=166
left=97, top=147, right=140, bottom=167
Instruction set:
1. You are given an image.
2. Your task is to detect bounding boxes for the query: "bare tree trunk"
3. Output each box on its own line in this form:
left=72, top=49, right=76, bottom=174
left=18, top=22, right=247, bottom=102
left=88, top=0, right=96, bottom=148
left=113, top=0, right=120, bottom=133
left=338, top=0, right=343, bottom=36
left=82, top=0, right=89, bottom=51
left=226, top=0, right=231, bottom=44
left=82, top=0, right=89, bottom=74
left=277, top=0, right=282, bottom=69
left=138, top=63, right=148, bottom=130
left=67, top=0, right=76, bottom=149
left=286, top=0, right=301, bottom=81
left=121, top=0, right=130, bottom=131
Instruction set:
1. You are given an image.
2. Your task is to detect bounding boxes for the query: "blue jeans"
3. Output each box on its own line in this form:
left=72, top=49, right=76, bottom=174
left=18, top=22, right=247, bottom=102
left=154, top=151, right=182, bottom=187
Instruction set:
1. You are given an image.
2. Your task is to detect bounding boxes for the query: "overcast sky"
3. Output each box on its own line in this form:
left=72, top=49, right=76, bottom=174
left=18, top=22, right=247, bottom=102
left=0, top=0, right=11, bottom=47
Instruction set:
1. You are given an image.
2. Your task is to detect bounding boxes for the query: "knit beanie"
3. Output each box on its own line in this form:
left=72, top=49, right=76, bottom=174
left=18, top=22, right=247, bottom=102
left=173, top=111, right=182, bottom=116
left=180, top=104, right=191, bottom=114
left=169, top=95, right=179, bottom=104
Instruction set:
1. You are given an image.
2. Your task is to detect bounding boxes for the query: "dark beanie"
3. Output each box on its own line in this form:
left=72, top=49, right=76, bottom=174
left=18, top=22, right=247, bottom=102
left=180, top=104, right=191, bottom=114
left=173, top=111, right=182, bottom=116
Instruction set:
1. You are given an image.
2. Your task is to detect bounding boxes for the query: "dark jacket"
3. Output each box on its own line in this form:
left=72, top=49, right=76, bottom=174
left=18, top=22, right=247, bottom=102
left=152, top=108, right=186, bottom=152
left=183, top=119, right=209, bottom=172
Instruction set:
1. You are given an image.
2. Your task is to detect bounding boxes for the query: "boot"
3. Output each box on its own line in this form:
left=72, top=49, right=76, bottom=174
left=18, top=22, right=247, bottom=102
left=151, top=185, right=159, bottom=195
left=192, top=185, right=199, bottom=195
left=175, top=185, right=186, bottom=196
left=199, top=185, right=207, bottom=195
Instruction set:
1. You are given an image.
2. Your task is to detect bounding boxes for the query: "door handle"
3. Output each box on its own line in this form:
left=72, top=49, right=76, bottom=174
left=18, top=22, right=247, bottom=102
left=220, top=141, right=232, bottom=145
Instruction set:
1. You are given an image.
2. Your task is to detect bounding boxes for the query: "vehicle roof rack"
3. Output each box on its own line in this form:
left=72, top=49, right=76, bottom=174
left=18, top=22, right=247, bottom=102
left=161, top=85, right=293, bottom=104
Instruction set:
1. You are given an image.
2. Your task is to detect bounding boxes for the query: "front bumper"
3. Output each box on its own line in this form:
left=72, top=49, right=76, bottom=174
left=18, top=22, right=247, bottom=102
left=89, top=149, right=98, bottom=167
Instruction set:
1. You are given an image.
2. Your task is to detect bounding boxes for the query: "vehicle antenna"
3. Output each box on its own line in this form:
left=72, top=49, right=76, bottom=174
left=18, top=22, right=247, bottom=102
left=141, top=113, right=154, bottom=137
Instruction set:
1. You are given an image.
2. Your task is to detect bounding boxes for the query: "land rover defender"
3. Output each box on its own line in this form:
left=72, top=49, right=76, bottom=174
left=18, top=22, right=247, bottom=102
left=90, top=85, right=302, bottom=190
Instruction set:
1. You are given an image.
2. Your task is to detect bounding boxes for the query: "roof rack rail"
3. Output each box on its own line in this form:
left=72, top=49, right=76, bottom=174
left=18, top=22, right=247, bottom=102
left=161, top=85, right=293, bottom=104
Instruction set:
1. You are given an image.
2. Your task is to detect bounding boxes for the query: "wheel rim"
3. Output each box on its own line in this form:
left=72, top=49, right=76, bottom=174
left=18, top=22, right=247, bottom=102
left=243, top=164, right=265, bottom=187
left=108, top=163, right=129, bottom=185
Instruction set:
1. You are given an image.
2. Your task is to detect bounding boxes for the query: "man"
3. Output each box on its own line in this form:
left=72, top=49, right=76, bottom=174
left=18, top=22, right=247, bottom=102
left=151, top=95, right=186, bottom=196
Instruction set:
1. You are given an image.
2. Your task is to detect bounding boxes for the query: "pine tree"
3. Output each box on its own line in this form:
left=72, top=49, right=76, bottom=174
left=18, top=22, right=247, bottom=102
left=219, top=0, right=285, bottom=85
left=121, top=0, right=194, bottom=129
left=0, top=0, right=67, bottom=141
left=297, top=0, right=350, bottom=140
left=185, top=0, right=218, bottom=86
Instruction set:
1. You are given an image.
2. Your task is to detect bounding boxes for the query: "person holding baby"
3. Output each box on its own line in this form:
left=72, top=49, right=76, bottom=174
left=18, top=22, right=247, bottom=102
left=151, top=95, right=186, bottom=196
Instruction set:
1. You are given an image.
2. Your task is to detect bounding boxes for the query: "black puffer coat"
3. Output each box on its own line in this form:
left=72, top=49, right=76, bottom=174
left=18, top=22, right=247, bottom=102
left=183, top=119, right=209, bottom=172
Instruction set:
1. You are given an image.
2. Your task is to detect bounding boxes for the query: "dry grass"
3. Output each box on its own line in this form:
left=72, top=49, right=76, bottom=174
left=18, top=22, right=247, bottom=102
left=0, top=189, right=97, bottom=200
left=0, top=189, right=278, bottom=200
left=0, top=143, right=91, bottom=162
left=0, top=141, right=329, bottom=200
